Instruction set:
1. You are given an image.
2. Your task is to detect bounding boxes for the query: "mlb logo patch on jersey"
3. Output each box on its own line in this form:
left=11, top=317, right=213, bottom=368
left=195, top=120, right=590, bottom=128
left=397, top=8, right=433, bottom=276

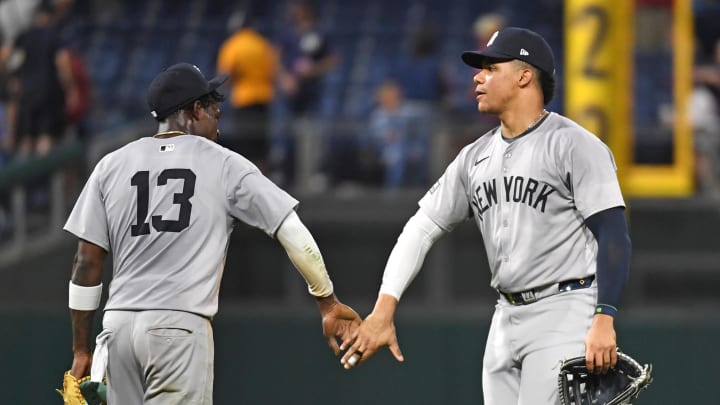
left=159, top=144, right=175, bottom=152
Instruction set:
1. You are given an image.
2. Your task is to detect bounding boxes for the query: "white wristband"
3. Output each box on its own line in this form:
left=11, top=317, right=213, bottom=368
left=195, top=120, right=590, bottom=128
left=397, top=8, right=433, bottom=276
left=68, top=281, right=103, bottom=310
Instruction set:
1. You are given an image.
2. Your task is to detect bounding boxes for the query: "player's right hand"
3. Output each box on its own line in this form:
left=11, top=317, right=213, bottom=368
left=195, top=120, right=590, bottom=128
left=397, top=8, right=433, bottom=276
left=316, top=294, right=361, bottom=356
left=584, top=313, right=617, bottom=374
left=341, top=295, right=404, bottom=369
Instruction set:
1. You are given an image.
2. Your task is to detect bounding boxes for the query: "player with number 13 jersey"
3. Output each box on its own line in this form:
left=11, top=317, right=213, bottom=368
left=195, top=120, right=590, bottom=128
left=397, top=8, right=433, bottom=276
left=61, top=63, right=359, bottom=404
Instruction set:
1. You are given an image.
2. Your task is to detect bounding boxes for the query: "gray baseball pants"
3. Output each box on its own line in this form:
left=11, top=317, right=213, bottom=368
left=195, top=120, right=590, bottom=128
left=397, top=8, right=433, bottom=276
left=482, top=286, right=596, bottom=405
left=102, top=309, right=214, bottom=404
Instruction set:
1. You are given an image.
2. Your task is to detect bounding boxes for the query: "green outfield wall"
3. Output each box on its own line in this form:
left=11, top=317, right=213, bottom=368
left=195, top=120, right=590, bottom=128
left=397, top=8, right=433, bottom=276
left=2, top=313, right=715, bottom=404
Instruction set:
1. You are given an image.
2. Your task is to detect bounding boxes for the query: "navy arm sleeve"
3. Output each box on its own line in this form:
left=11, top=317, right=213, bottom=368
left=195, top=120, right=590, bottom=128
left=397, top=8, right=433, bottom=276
left=585, top=206, right=632, bottom=317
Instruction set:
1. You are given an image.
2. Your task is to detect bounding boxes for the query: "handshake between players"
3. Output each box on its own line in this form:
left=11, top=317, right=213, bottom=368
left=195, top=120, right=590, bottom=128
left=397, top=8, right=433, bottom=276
left=339, top=294, right=404, bottom=369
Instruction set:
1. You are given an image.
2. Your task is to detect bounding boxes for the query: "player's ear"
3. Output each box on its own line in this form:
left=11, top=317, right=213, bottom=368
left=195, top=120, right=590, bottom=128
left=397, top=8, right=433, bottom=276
left=518, top=68, right=533, bottom=87
left=190, top=100, right=204, bottom=120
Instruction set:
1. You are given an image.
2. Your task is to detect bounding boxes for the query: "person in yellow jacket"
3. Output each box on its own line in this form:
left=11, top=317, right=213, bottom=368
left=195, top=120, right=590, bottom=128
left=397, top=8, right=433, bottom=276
left=217, top=8, right=277, bottom=172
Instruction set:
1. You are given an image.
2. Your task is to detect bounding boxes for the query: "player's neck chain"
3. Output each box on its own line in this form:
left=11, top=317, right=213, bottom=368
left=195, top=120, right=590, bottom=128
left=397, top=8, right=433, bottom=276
left=153, top=131, right=186, bottom=138
left=528, top=109, right=548, bottom=130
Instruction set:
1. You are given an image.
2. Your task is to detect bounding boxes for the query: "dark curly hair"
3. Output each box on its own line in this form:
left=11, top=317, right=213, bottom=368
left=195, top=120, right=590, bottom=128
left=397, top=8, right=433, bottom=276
left=180, top=90, right=225, bottom=113
left=539, top=70, right=556, bottom=105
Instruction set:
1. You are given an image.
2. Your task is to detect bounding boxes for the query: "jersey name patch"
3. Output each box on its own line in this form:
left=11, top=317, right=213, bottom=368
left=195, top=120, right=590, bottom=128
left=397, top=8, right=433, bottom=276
left=471, top=175, right=556, bottom=220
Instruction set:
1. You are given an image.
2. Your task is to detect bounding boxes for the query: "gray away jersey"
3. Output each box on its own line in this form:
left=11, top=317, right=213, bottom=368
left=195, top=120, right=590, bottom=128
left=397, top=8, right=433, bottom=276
left=419, top=113, right=624, bottom=292
left=64, top=135, right=298, bottom=318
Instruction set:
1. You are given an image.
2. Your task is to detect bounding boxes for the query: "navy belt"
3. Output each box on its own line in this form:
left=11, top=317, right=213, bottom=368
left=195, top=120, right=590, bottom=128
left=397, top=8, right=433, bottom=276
left=499, top=275, right=595, bottom=305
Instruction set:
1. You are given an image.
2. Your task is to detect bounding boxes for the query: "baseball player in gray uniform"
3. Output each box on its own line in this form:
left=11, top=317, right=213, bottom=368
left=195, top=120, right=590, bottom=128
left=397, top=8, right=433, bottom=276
left=340, top=28, right=632, bottom=405
left=61, top=63, right=360, bottom=404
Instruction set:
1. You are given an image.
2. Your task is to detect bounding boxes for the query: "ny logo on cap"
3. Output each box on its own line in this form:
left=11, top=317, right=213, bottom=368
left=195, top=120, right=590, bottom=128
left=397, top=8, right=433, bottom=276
left=487, top=31, right=499, bottom=46
left=192, top=64, right=201, bottom=73
left=520, top=48, right=529, bottom=56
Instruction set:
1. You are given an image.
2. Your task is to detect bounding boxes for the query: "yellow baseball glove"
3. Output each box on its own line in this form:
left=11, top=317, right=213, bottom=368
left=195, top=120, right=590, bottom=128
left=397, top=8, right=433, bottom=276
left=56, top=370, right=108, bottom=405
left=56, top=371, right=90, bottom=405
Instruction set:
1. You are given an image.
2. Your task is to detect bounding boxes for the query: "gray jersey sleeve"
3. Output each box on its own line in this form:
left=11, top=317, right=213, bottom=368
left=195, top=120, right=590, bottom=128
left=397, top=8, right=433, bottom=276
left=562, top=131, right=625, bottom=219
left=64, top=160, right=110, bottom=251
left=224, top=156, right=298, bottom=237
left=418, top=149, right=472, bottom=231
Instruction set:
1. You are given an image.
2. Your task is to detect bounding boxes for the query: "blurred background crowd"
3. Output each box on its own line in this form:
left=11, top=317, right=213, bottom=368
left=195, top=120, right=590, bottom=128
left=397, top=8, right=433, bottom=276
left=0, top=0, right=546, bottom=191
left=1, top=0, right=717, bottom=232
left=0, top=0, right=718, bottom=186
left=3, top=0, right=717, bottom=193
left=1, top=1, right=720, bottom=403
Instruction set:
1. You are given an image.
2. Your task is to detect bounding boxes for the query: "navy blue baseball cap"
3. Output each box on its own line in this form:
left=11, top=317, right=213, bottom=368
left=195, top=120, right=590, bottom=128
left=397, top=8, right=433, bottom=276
left=462, top=27, right=555, bottom=78
left=147, top=63, right=228, bottom=121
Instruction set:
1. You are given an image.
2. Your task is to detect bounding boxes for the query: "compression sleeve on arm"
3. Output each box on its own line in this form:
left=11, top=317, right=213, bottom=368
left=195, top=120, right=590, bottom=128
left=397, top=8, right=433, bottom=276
left=378, top=209, right=446, bottom=300
left=585, top=206, right=632, bottom=317
left=276, top=211, right=334, bottom=297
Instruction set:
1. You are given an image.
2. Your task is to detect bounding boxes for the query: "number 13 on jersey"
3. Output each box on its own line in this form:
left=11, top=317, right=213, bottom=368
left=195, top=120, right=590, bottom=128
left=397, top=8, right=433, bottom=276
left=130, top=169, right=196, bottom=236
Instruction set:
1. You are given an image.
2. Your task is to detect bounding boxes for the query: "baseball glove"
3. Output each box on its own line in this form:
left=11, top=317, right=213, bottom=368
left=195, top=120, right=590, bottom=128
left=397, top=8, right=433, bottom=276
left=56, top=371, right=107, bottom=405
left=558, top=350, right=653, bottom=405
left=56, top=371, right=90, bottom=405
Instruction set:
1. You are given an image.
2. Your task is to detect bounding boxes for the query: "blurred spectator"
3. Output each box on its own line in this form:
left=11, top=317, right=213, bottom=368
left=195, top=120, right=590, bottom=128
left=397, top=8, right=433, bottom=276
left=9, top=1, right=76, bottom=157
left=0, top=0, right=41, bottom=56
left=691, top=38, right=720, bottom=194
left=0, top=99, right=10, bottom=235
left=694, top=0, right=720, bottom=61
left=0, top=0, right=41, bottom=161
left=394, top=22, right=448, bottom=108
left=0, top=101, right=9, bottom=165
left=388, top=22, right=447, bottom=187
left=472, top=12, right=507, bottom=50
left=64, top=47, right=90, bottom=140
left=365, top=80, right=429, bottom=189
left=276, top=0, right=338, bottom=189
left=277, top=0, right=337, bottom=116
left=217, top=7, right=278, bottom=173
left=0, top=37, right=11, bottom=164
left=635, top=0, right=673, bottom=53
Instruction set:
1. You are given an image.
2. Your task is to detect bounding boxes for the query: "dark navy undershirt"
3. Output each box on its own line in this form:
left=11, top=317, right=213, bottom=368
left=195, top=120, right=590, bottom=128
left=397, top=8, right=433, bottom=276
left=585, top=206, right=631, bottom=316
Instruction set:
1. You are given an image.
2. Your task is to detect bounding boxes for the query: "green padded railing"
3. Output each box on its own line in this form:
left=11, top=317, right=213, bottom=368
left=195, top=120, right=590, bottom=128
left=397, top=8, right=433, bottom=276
left=0, top=141, right=85, bottom=191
